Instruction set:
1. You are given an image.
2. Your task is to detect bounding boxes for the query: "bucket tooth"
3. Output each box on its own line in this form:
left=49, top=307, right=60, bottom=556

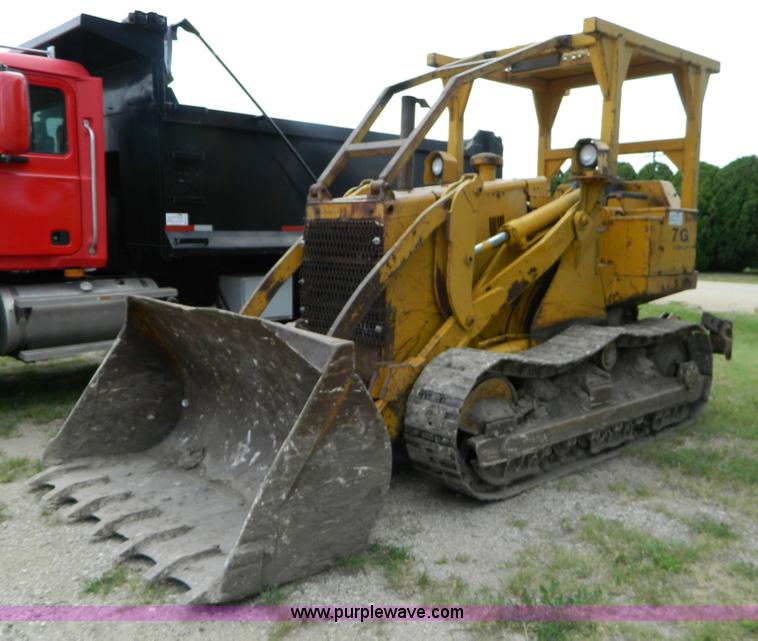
left=90, top=503, right=162, bottom=539
left=171, top=555, right=228, bottom=603
left=134, top=509, right=241, bottom=582
left=61, top=490, right=133, bottom=522
left=142, top=545, right=223, bottom=584
left=116, top=524, right=193, bottom=559
left=27, top=463, right=89, bottom=489
left=40, top=473, right=110, bottom=506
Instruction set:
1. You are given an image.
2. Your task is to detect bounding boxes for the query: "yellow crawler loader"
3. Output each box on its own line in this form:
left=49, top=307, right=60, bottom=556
left=30, top=18, right=732, bottom=603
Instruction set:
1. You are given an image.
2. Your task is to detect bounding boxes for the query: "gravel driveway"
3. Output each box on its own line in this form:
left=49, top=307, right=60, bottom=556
left=652, top=280, right=758, bottom=313
left=2, top=418, right=755, bottom=641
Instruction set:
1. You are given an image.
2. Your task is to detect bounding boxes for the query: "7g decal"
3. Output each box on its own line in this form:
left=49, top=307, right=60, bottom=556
left=672, top=227, right=690, bottom=242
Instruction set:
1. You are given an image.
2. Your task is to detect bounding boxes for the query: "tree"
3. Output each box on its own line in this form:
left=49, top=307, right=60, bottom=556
left=703, top=156, right=758, bottom=271
left=616, top=161, right=637, bottom=181
left=637, top=161, right=675, bottom=182
left=692, top=162, right=720, bottom=271
left=552, top=162, right=635, bottom=191
left=549, top=168, right=571, bottom=194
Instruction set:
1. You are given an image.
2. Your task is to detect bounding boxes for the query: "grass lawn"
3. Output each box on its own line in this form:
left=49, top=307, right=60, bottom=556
left=638, top=302, right=757, bottom=446
left=0, top=355, right=98, bottom=437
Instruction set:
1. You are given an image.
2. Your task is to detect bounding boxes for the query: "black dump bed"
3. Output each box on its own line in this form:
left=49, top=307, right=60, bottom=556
left=24, top=12, right=502, bottom=266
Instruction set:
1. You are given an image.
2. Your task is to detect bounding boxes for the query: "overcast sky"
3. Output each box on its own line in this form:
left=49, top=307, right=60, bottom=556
left=3, top=1, right=756, bottom=179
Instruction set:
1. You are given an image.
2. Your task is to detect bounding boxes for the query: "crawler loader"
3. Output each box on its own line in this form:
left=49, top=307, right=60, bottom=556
left=30, top=18, right=732, bottom=603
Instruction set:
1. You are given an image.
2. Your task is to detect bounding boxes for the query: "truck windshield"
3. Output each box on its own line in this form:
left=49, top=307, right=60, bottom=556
left=29, top=85, right=67, bottom=154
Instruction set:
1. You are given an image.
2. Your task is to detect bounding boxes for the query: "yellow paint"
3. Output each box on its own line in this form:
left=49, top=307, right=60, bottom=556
left=241, top=239, right=303, bottom=317
left=248, top=19, right=716, bottom=442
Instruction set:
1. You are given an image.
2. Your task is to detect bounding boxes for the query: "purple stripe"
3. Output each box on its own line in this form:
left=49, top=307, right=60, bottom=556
left=0, top=605, right=755, bottom=622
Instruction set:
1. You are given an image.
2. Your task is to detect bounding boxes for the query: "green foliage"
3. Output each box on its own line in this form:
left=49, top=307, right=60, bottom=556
left=82, top=566, right=129, bottom=595
left=728, top=560, right=758, bottom=581
left=552, top=160, right=636, bottom=191
left=645, top=446, right=757, bottom=485
left=418, top=573, right=471, bottom=604
left=699, top=156, right=758, bottom=271
left=555, top=477, right=578, bottom=491
left=637, top=161, right=674, bottom=181
left=0, top=456, right=41, bottom=483
left=339, top=543, right=413, bottom=587
left=690, top=157, right=758, bottom=271
left=689, top=516, right=737, bottom=540
left=81, top=564, right=177, bottom=603
left=616, top=161, right=637, bottom=180
left=579, top=515, right=699, bottom=602
left=686, top=622, right=758, bottom=641
left=0, top=356, right=97, bottom=436
left=549, top=168, right=572, bottom=194
left=632, top=485, right=653, bottom=498
left=257, top=585, right=289, bottom=605
left=520, top=580, right=601, bottom=641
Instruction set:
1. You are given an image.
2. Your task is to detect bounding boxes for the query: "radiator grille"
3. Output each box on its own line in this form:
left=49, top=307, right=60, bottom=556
left=299, top=219, right=386, bottom=346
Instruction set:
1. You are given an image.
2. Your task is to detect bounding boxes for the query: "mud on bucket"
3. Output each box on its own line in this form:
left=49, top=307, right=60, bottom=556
left=28, top=296, right=391, bottom=603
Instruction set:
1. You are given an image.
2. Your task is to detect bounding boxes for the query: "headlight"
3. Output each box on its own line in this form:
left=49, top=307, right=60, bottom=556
left=577, top=142, right=599, bottom=168
left=431, top=155, right=444, bottom=177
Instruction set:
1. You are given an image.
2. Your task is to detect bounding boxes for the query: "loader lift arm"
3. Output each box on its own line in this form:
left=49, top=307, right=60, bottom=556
left=244, top=177, right=584, bottom=422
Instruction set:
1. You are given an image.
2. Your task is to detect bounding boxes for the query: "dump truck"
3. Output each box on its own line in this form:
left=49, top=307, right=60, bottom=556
left=29, top=18, right=732, bottom=603
left=0, top=10, right=501, bottom=361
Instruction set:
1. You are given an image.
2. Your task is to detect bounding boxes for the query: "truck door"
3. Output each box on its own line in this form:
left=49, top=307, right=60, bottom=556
left=0, top=77, right=82, bottom=259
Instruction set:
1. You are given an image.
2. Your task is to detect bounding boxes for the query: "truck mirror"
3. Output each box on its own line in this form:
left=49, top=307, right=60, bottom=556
left=0, top=70, right=30, bottom=155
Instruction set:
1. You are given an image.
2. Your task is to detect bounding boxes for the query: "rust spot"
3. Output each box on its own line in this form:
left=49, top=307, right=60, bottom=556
left=333, top=200, right=387, bottom=221
left=527, top=267, right=538, bottom=276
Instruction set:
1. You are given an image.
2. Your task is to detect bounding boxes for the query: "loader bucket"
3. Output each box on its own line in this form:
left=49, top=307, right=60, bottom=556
left=28, top=297, right=391, bottom=603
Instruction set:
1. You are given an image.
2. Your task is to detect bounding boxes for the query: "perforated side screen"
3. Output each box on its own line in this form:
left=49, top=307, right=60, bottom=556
left=299, top=219, right=387, bottom=346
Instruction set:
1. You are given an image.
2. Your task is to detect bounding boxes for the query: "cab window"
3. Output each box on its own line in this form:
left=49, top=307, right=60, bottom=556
left=29, top=85, right=67, bottom=155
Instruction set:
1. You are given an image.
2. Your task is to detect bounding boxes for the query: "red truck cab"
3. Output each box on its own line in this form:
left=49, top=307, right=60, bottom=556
left=0, top=52, right=106, bottom=271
